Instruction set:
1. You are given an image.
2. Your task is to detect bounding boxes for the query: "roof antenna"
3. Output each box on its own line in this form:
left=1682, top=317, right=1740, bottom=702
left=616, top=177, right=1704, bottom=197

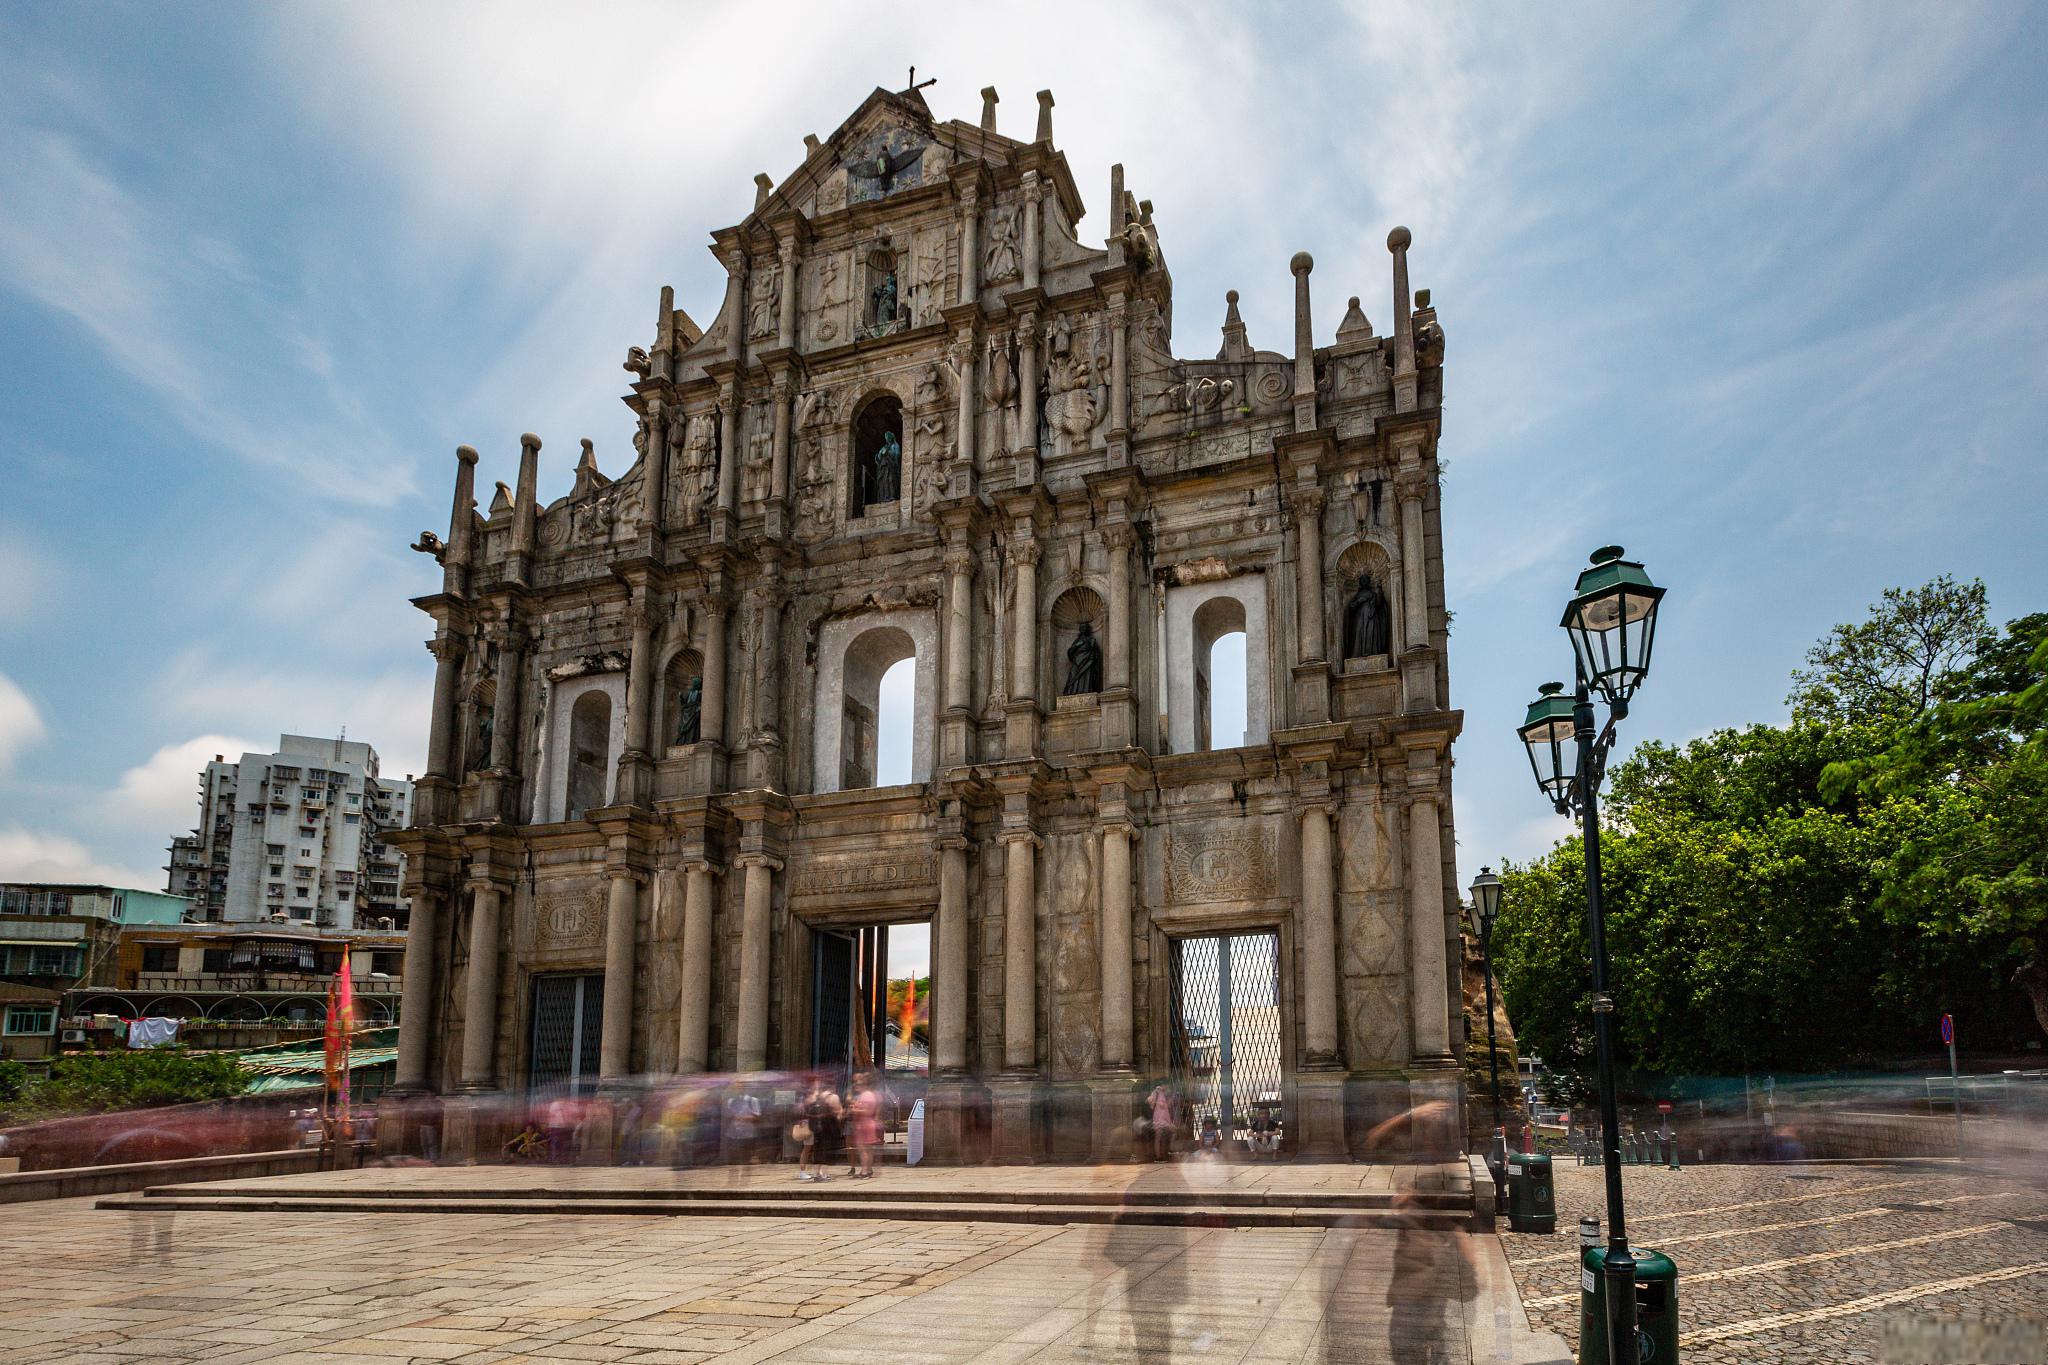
left=904, top=66, right=936, bottom=95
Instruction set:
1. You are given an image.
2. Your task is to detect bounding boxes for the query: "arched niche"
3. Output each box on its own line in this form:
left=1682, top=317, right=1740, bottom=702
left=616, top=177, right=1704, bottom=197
left=463, top=680, right=496, bottom=774
left=812, top=610, right=938, bottom=793
left=850, top=395, right=904, bottom=517
left=661, top=647, right=704, bottom=750
left=1164, top=574, right=1270, bottom=753
left=538, top=672, right=627, bottom=822
left=1047, top=586, right=1106, bottom=700
left=1331, top=539, right=1399, bottom=669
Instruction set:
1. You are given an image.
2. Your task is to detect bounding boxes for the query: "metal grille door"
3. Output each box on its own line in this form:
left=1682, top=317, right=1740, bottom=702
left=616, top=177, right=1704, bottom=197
left=529, top=973, right=603, bottom=1095
left=1169, top=931, right=1284, bottom=1143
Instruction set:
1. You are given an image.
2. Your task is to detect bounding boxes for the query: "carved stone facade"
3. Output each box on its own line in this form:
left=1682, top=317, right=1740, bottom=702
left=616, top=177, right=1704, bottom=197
left=383, top=83, right=1463, bottom=1163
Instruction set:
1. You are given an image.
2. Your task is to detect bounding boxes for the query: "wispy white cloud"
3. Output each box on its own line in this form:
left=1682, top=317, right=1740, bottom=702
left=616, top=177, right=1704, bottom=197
left=0, top=671, right=45, bottom=773
left=152, top=649, right=432, bottom=782
left=0, top=824, right=163, bottom=891
left=100, top=733, right=258, bottom=835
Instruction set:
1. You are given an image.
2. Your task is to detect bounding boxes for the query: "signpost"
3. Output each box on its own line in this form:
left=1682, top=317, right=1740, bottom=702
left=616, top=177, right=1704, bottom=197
left=1942, top=1013, right=1962, bottom=1161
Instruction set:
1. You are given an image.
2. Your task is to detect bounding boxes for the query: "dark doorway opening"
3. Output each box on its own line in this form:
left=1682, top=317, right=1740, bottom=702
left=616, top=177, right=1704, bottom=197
left=529, top=972, right=603, bottom=1095
left=810, top=921, right=931, bottom=1080
left=1168, top=930, right=1283, bottom=1144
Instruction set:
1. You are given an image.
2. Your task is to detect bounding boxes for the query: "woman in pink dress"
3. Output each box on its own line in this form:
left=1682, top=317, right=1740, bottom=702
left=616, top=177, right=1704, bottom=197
left=848, top=1074, right=881, bottom=1179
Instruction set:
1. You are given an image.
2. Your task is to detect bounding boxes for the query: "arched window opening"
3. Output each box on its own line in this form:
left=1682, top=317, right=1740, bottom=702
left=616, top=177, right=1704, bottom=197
left=1193, top=596, right=1249, bottom=753
left=566, top=691, right=612, bottom=819
left=851, top=396, right=904, bottom=517
left=664, top=650, right=704, bottom=748
left=837, top=626, right=916, bottom=791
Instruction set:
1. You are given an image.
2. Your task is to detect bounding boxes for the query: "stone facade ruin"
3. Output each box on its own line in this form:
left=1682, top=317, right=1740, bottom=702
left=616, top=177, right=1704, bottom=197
left=383, top=83, right=1463, bottom=1162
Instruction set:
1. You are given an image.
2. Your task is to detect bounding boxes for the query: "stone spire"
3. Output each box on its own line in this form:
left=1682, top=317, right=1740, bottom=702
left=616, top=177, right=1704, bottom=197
left=1389, top=226, right=1416, bottom=411
left=753, top=173, right=773, bottom=210
left=1290, top=251, right=1316, bottom=433
left=1035, top=89, right=1055, bottom=144
left=980, top=85, right=999, bottom=132
left=1336, top=294, right=1373, bottom=342
left=1217, top=289, right=1251, bottom=362
left=445, top=444, right=478, bottom=597
left=509, top=433, right=540, bottom=586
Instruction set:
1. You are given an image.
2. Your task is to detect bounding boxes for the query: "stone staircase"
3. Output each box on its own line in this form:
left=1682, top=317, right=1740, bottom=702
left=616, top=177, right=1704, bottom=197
left=97, top=1165, right=1479, bottom=1229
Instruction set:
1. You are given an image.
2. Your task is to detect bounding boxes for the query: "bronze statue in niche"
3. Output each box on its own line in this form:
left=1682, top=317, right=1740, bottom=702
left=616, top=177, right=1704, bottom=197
left=1343, top=573, right=1392, bottom=659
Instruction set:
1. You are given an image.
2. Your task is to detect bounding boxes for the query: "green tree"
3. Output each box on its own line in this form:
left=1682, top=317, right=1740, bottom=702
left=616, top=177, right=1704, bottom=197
left=1788, top=575, right=1988, bottom=724
left=5, top=1048, right=252, bottom=1119
left=1822, top=612, right=2048, bottom=1035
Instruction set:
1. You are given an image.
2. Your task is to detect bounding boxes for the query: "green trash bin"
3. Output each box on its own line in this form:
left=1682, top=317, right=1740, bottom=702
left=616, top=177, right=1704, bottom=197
left=1506, top=1152, right=1556, bottom=1233
left=1578, top=1245, right=1679, bottom=1364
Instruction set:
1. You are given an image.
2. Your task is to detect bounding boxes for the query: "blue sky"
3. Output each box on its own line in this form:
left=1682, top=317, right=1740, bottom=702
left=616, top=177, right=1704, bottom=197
left=2, top=3, right=2045, bottom=901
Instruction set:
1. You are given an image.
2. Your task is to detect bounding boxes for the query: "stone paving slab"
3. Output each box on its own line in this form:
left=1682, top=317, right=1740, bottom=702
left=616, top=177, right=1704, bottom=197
left=0, top=1178, right=1559, bottom=1364
left=1500, top=1160, right=2048, bottom=1364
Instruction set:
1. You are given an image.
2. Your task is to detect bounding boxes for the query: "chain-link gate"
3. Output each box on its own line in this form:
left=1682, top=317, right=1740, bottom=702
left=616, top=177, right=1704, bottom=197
left=529, top=973, right=603, bottom=1095
left=1169, top=930, right=1284, bottom=1143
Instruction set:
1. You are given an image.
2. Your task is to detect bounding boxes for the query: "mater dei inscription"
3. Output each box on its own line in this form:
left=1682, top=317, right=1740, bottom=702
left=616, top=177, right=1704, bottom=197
left=382, top=78, right=1464, bottom=1166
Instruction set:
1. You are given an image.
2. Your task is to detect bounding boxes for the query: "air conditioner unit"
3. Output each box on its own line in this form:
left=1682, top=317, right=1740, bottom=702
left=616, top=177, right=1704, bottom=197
left=61, top=1029, right=87, bottom=1044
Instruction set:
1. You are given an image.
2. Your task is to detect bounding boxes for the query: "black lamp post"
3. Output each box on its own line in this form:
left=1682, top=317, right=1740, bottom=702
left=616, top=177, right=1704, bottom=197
left=1516, top=546, right=1666, bottom=1365
left=1469, top=867, right=1505, bottom=1206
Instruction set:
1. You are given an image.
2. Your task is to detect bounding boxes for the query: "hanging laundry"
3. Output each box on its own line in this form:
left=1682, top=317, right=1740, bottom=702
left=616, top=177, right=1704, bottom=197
left=127, top=1017, right=181, bottom=1048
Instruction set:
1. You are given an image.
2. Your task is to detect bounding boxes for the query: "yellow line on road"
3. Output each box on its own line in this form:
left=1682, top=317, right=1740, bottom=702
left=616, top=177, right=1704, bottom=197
left=1507, top=1192, right=2019, bottom=1267
left=1681, top=1261, right=2048, bottom=1347
left=1523, top=1224, right=2008, bottom=1308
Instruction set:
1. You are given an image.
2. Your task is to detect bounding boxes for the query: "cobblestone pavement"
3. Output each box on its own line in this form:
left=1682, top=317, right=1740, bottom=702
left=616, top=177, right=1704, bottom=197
left=1501, top=1160, right=2048, bottom=1363
left=1, top=1188, right=1513, bottom=1364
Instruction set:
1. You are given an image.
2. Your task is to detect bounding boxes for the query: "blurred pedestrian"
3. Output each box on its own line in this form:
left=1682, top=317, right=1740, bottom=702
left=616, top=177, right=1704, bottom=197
left=849, top=1072, right=880, bottom=1178
left=1147, top=1082, right=1177, bottom=1161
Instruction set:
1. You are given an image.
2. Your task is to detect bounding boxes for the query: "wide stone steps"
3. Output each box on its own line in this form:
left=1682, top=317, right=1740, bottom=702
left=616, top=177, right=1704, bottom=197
left=97, top=1180, right=1474, bottom=1228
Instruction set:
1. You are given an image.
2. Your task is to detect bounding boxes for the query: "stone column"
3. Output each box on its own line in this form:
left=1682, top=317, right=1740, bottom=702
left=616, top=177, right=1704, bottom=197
left=622, top=594, right=656, bottom=757
left=935, top=838, right=970, bottom=1073
left=1014, top=314, right=1039, bottom=460
left=1000, top=830, right=1038, bottom=1071
left=734, top=851, right=779, bottom=1072
left=1296, top=490, right=1327, bottom=664
left=1400, top=473, right=1429, bottom=651
left=770, top=378, right=792, bottom=507
left=1107, top=301, right=1129, bottom=438
left=676, top=859, right=716, bottom=1074
left=423, top=633, right=467, bottom=789
left=1099, top=822, right=1134, bottom=1069
left=599, top=871, right=640, bottom=1079
left=392, top=888, right=442, bottom=1090
left=1408, top=793, right=1451, bottom=1059
left=717, top=385, right=740, bottom=513
left=1021, top=171, right=1042, bottom=292
left=459, top=881, right=503, bottom=1088
left=639, top=399, right=668, bottom=540
left=488, top=624, right=522, bottom=771
left=944, top=545, right=974, bottom=711
left=701, top=593, right=728, bottom=747
left=1009, top=538, right=1039, bottom=703
left=957, top=185, right=980, bottom=306
left=722, top=251, right=746, bottom=365
left=952, top=333, right=978, bottom=469
left=776, top=238, right=799, bottom=350
left=1105, top=525, right=1132, bottom=690
left=1299, top=805, right=1339, bottom=1061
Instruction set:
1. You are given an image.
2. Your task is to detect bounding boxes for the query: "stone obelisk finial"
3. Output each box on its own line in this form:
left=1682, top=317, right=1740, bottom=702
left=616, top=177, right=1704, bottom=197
left=980, top=85, right=999, bottom=132
left=509, top=433, right=540, bottom=586
left=445, top=444, right=478, bottom=597
left=1388, top=226, right=1417, bottom=412
left=653, top=284, right=675, bottom=381
left=1035, top=90, right=1055, bottom=144
left=753, top=173, right=773, bottom=210
left=1291, top=251, right=1317, bottom=433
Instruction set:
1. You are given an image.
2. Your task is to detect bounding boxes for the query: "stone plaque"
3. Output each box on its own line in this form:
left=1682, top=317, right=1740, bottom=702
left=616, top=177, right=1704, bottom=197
left=790, top=851, right=936, bottom=901
left=536, top=885, right=604, bottom=950
left=1166, top=826, right=1278, bottom=905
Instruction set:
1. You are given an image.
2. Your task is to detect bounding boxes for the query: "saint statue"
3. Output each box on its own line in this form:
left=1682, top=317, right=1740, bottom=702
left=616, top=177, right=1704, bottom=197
left=870, top=429, right=901, bottom=503
left=1343, top=572, right=1392, bottom=659
left=1063, top=620, right=1103, bottom=696
left=470, top=708, right=494, bottom=771
left=672, top=676, right=702, bottom=746
left=870, top=271, right=898, bottom=331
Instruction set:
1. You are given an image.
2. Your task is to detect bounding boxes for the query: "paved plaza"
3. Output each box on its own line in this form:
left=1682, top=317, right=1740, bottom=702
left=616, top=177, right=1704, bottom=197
left=1503, top=1160, right=2048, bottom=1363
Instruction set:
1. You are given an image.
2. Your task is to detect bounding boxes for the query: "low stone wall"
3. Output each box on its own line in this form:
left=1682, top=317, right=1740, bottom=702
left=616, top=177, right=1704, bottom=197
left=0, top=1147, right=325, bottom=1203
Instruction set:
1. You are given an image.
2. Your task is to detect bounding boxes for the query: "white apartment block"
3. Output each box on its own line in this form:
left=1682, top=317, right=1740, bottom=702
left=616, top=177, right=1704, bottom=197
left=166, top=735, right=414, bottom=931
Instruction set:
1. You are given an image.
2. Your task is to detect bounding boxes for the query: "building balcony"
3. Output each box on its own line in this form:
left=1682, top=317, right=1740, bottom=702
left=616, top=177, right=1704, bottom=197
left=132, top=972, right=402, bottom=995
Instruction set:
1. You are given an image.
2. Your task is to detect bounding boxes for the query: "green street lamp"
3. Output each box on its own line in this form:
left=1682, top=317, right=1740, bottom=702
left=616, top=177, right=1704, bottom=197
left=1517, top=545, right=1668, bottom=1365
left=1469, top=867, right=1506, bottom=1209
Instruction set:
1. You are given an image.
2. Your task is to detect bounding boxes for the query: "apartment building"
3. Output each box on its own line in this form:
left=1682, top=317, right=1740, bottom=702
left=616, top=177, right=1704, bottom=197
left=165, top=735, right=413, bottom=932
